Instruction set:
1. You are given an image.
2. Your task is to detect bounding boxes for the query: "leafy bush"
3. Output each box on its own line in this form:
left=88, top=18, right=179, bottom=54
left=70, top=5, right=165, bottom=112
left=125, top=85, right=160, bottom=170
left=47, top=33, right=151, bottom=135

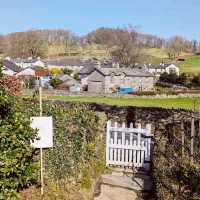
left=73, top=73, right=80, bottom=81
left=62, top=68, right=73, bottom=75
left=0, top=76, right=21, bottom=96
left=49, top=78, right=63, bottom=88
left=50, top=67, right=62, bottom=76
left=0, top=92, right=38, bottom=199
left=153, top=121, right=200, bottom=200
left=191, top=74, right=200, bottom=87
left=172, top=162, right=200, bottom=199
left=159, top=72, right=188, bottom=85
left=21, top=100, right=106, bottom=192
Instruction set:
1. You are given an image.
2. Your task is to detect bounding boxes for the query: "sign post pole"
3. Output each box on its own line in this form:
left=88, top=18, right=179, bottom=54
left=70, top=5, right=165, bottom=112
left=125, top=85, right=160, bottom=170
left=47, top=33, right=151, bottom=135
left=39, top=77, right=44, bottom=195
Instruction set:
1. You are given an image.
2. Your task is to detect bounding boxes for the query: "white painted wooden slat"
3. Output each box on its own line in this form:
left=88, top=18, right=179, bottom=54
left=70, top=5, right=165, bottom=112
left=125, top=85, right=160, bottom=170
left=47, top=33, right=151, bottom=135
left=125, top=140, right=129, bottom=163
left=121, top=123, right=125, bottom=162
left=129, top=149, right=133, bottom=163
left=133, top=140, right=137, bottom=165
left=106, top=121, right=111, bottom=166
left=146, top=124, right=152, bottom=162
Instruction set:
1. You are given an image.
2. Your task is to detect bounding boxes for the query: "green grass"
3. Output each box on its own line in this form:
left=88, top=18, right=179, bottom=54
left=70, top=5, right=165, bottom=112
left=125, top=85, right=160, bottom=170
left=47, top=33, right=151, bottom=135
left=45, top=96, right=200, bottom=110
left=180, top=55, right=200, bottom=74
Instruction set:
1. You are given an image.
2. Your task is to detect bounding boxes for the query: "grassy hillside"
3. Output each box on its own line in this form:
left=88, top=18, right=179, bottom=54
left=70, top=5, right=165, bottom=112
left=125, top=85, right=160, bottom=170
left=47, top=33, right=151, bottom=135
left=143, top=48, right=168, bottom=59
left=47, top=44, right=110, bottom=59
left=179, top=55, right=200, bottom=74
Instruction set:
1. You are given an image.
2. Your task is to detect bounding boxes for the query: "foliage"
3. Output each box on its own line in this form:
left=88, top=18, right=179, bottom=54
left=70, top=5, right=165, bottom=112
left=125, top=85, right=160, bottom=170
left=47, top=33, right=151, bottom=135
left=44, top=104, right=100, bottom=186
left=0, top=92, right=38, bottom=199
left=5, top=30, right=47, bottom=58
left=50, top=67, right=62, bottom=76
left=153, top=120, right=200, bottom=200
left=191, top=74, right=200, bottom=87
left=159, top=72, right=187, bottom=85
left=73, top=73, right=80, bottom=81
left=49, top=78, right=63, bottom=88
left=20, top=100, right=106, bottom=194
left=0, top=75, right=21, bottom=96
left=172, top=162, right=200, bottom=199
left=62, top=68, right=73, bottom=75
left=0, top=60, right=3, bottom=78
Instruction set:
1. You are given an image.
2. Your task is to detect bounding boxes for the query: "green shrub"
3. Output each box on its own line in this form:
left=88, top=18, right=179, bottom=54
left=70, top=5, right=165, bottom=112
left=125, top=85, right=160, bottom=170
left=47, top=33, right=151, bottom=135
left=0, top=92, right=38, bottom=199
left=81, top=168, right=92, bottom=189
left=20, top=100, right=104, bottom=190
left=159, top=72, right=188, bottom=85
left=49, top=78, right=63, bottom=88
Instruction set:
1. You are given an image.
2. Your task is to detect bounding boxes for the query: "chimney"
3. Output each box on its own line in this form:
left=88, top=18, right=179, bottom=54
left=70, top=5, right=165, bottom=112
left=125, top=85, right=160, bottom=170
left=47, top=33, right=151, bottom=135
left=95, top=61, right=101, bottom=68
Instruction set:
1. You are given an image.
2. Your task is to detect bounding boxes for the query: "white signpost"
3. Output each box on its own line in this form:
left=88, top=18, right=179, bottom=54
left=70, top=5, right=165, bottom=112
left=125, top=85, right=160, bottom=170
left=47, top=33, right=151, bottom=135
left=30, top=117, right=53, bottom=148
left=30, top=77, right=53, bottom=195
left=30, top=116, right=53, bottom=196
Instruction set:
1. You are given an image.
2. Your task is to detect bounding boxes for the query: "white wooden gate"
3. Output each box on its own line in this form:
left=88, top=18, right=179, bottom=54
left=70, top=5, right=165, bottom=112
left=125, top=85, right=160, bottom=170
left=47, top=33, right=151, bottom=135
left=106, top=121, right=153, bottom=169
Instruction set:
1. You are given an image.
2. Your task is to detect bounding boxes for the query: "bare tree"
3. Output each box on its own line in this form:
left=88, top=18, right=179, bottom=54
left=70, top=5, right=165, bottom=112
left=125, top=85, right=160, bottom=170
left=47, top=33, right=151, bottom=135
left=6, top=30, right=47, bottom=58
left=167, top=36, right=189, bottom=59
left=0, top=35, right=5, bottom=54
left=110, top=27, right=142, bottom=67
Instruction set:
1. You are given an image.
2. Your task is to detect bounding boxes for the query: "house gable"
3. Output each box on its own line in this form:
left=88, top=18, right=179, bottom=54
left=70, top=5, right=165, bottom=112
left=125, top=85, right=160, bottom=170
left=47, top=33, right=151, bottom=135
left=87, top=68, right=105, bottom=82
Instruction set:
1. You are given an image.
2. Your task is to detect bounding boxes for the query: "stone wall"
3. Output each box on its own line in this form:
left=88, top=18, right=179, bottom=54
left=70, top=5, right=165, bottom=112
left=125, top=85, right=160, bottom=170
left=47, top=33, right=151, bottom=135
left=47, top=100, right=195, bottom=131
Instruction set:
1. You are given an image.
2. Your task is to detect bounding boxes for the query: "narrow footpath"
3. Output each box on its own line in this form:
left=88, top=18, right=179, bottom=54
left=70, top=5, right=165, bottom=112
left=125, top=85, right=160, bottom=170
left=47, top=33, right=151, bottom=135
left=94, top=168, right=154, bottom=200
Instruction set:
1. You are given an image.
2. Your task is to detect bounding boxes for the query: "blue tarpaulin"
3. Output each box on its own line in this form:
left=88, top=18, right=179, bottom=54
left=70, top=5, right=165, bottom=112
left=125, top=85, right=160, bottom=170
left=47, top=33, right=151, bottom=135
left=118, top=87, right=134, bottom=94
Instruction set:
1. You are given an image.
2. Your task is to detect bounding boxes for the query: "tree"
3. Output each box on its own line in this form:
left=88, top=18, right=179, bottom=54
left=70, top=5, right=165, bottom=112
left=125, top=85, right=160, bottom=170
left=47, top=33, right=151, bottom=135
left=110, top=27, right=142, bottom=67
left=86, top=26, right=142, bottom=67
left=159, top=72, right=178, bottom=84
left=6, top=30, right=47, bottom=58
left=167, top=36, right=187, bottom=59
left=0, top=35, right=5, bottom=54
left=0, top=60, right=3, bottom=78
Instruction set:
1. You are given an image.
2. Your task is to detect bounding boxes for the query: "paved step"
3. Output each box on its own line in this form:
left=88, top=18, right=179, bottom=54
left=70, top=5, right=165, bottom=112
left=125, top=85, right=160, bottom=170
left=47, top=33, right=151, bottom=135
left=102, top=173, right=152, bottom=192
left=94, top=184, right=138, bottom=200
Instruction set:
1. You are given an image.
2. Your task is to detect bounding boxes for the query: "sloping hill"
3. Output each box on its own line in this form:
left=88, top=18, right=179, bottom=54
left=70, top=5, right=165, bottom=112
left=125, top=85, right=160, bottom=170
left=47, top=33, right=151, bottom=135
left=179, top=55, right=200, bottom=74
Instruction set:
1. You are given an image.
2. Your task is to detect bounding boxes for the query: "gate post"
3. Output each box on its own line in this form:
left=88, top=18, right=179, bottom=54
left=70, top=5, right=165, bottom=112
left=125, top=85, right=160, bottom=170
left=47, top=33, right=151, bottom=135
left=106, top=120, right=111, bottom=166
left=145, top=124, right=152, bottom=162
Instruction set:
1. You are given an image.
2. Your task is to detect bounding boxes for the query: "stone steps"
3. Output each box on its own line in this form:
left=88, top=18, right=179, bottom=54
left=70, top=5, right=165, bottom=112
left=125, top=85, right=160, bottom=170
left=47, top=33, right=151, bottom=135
left=94, top=168, right=153, bottom=200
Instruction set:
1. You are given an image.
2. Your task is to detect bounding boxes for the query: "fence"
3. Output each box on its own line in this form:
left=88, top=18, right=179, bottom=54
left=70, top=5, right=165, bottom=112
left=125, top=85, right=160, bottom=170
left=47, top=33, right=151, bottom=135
left=106, top=121, right=153, bottom=169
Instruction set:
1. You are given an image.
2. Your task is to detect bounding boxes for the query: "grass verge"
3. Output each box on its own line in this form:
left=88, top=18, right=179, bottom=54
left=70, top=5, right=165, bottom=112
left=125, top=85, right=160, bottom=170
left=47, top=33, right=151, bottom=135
left=45, top=96, right=200, bottom=110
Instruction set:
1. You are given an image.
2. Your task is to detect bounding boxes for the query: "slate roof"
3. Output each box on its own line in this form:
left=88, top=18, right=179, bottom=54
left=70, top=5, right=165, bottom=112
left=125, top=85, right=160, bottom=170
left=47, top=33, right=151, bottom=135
left=146, top=63, right=176, bottom=69
left=47, top=58, right=85, bottom=67
left=56, top=74, right=80, bottom=86
left=79, top=65, right=95, bottom=75
left=96, top=68, right=154, bottom=77
left=3, top=60, right=22, bottom=73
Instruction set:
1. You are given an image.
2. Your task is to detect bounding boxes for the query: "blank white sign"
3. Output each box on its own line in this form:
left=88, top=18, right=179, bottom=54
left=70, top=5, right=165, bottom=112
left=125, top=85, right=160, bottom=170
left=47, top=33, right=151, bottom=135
left=30, top=117, right=53, bottom=148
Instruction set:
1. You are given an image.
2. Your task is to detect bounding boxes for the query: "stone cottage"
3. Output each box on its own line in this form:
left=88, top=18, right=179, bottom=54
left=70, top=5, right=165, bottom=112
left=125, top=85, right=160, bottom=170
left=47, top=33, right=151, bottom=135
left=87, top=68, right=154, bottom=94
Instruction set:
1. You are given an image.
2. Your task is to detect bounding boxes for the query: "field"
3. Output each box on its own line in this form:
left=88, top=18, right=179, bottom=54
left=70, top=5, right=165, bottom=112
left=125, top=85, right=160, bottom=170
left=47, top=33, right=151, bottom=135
left=47, top=44, right=109, bottom=59
left=179, top=55, right=200, bottom=74
left=45, top=96, right=200, bottom=110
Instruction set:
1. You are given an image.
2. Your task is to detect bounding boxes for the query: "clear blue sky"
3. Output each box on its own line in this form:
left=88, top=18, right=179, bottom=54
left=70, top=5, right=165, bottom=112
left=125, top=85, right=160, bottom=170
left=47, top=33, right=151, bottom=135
left=0, top=0, right=199, bottom=39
